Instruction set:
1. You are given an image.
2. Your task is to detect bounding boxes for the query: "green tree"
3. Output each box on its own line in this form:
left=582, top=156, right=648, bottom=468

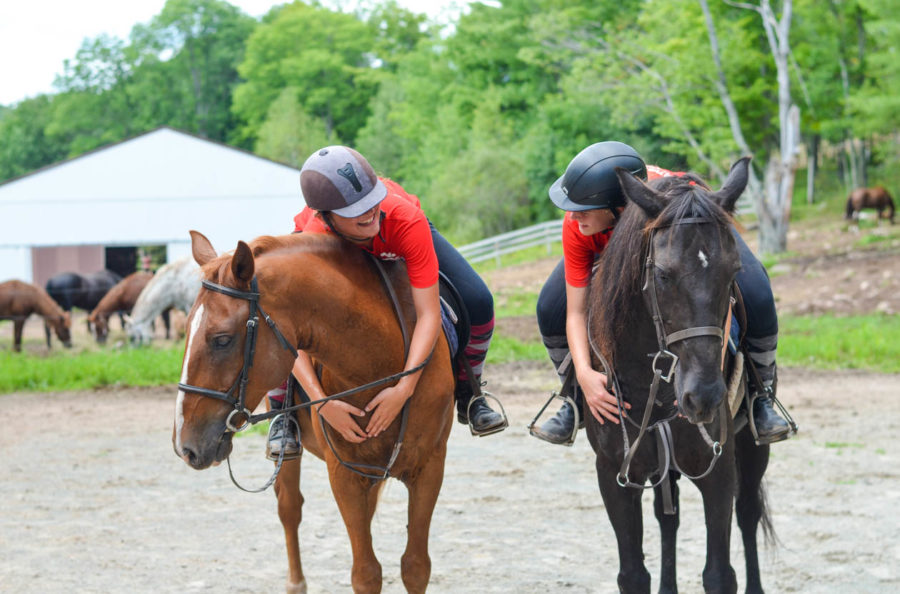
left=254, top=86, right=337, bottom=167
left=232, top=2, right=376, bottom=146
left=0, top=96, right=68, bottom=182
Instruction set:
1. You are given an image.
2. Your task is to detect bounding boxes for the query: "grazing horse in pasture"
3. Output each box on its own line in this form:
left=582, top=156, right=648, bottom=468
left=46, top=269, right=121, bottom=314
left=845, top=186, right=895, bottom=224
left=126, top=257, right=200, bottom=344
left=88, top=271, right=154, bottom=344
left=0, top=280, right=72, bottom=352
left=174, top=231, right=454, bottom=594
left=586, top=159, right=772, bottom=593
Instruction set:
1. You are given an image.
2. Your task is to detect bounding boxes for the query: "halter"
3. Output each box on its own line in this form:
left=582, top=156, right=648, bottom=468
left=590, top=215, right=730, bottom=510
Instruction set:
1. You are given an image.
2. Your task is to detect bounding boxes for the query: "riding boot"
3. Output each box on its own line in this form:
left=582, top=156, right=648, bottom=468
left=531, top=386, right=584, bottom=445
left=751, top=389, right=791, bottom=445
left=265, top=381, right=301, bottom=461
left=456, top=380, right=506, bottom=435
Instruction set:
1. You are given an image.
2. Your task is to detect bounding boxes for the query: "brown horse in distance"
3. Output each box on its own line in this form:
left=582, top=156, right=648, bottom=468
left=0, top=280, right=72, bottom=352
left=174, top=231, right=454, bottom=593
left=845, top=186, right=895, bottom=224
left=88, top=271, right=155, bottom=344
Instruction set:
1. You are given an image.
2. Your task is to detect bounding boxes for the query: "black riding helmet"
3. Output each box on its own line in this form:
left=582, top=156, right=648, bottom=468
left=548, top=141, right=647, bottom=211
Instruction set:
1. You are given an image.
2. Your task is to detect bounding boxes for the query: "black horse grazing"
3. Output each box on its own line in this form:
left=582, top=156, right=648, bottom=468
left=46, top=270, right=122, bottom=332
left=586, top=158, right=771, bottom=594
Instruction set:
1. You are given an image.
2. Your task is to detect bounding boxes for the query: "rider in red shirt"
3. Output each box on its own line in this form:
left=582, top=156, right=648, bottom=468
left=266, top=146, right=506, bottom=459
left=532, top=141, right=791, bottom=446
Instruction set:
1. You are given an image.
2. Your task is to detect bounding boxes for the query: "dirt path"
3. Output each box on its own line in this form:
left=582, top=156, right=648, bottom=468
left=1, top=364, right=898, bottom=593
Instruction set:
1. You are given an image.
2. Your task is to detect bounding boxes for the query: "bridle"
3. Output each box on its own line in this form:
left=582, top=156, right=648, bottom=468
left=178, top=277, right=299, bottom=433
left=590, top=216, right=731, bottom=511
left=177, top=257, right=432, bottom=487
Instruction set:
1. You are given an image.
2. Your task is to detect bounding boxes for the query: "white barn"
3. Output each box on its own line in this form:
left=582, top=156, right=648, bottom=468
left=0, top=127, right=304, bottom=285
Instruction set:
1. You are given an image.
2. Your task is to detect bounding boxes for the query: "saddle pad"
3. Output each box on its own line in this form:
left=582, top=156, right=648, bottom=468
left=440, top=298, right=459, bottom=358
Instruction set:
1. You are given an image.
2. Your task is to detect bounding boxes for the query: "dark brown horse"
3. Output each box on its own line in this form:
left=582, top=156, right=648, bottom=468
left=845, top=186, right=895, bottom=224
left=88, top=271, right=154, bottom=344
left=586, top=159, right=772, bottom=593
left=174, top=231, right=454, bottom=593
left=0, top=280, right=72, bottom=352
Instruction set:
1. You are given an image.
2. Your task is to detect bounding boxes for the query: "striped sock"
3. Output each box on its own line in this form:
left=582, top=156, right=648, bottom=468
left=458, top=318, right=494, bottom=384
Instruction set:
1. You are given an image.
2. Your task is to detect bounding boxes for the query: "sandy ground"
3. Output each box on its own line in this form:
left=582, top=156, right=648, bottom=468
left=1, top=363, right=898, bottom=593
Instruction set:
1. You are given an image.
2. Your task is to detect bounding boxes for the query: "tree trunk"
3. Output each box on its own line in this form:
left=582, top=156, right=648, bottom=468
left=806, top=134, right=818, bottom=205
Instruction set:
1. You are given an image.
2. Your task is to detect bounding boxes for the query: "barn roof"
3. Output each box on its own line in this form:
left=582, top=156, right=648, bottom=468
left=0, top=127, right=304, bottom=249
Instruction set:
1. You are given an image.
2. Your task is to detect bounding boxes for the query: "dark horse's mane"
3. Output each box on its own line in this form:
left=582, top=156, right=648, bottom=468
left=592, top=172, right=735, bottom=362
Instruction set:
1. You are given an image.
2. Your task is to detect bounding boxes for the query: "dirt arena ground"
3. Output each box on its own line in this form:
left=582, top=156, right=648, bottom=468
left=1, top=363, right=898, bottom=593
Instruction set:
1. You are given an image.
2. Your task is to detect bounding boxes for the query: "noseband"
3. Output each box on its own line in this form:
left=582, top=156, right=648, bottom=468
left=177, top=277, right=299, bottom=432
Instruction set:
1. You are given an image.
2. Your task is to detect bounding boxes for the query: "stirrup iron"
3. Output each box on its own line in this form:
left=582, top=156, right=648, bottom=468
left=527, top=391, right=579, bottom=446
left=465, top=391, right=508, bottom=437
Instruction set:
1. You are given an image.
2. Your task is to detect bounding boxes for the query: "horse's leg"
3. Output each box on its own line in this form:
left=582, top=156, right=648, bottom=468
left=735, top=429, right=770, bottom=594
left=694, top=462, right=737, bottom=594
left=274, top=456, right=307, bottom=594
left=162, top=308, right=171, bottom=339
left=329, top=466, right=382, bottom=593
left=596, top=459, right=651, bottom=594
left=400, top=443, right=447, bottom=593
left=118, top=311, right=126, bottom=330
left=653, top=471, right=681, bottom=594
left=14, top=319, right=25, bottom=352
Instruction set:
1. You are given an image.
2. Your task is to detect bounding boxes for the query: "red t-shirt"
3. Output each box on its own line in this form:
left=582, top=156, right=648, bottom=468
left=562, top=165, right=681, bottom=287
left=293, top=178, right=439, bottom=289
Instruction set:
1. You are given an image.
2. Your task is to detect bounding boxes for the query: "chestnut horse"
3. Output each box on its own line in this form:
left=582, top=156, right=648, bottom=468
left=174, top=231, right=454, bottom=593
left=88, top=271, right=154, bottom=344
left=0, top=280, right=72, bottom=352
left=126, top=256, right=200, bottom=344
left=586, top=159, right=772, bottom=593
left=845, top=186, right=895, bottom=224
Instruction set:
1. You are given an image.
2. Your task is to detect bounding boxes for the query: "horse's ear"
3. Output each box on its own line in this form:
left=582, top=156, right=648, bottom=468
left=190, top=230, right=218, bottom=266
left=615, top=167, right=664, bottom=218
left=231, top=241, right=255, bottom=285
left=63, top=312, right=71, bottom=328
left=712, top=157, right=751, bottom=213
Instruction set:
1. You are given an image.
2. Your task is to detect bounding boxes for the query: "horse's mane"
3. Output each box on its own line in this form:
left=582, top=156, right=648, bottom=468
left=592, top=173, right=734, bottom=361
left=201, top=233, right=360, bottom=284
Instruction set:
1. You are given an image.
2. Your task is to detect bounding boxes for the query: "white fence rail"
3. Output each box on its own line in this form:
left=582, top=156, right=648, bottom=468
left=458, top=220, right=563, bottom=265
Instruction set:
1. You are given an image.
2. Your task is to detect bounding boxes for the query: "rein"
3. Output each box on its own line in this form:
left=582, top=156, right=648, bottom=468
left=177, top=259, right=432, bottom=489
left=589, top=216, right=729, bottom=506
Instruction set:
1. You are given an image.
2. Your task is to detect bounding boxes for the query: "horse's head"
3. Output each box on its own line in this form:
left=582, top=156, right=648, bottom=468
left=89, top=311, right=109, bottom=344
left=173, top=231, right=299, bottom=470
left=125, top=314, right=153, bottom=345
left=47, top=311, right=72, bottom=348
left=615, top=158, right=749, bottom=424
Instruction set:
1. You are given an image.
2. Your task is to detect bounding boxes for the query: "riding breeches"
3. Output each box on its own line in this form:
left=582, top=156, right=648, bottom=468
left=430, top=223, right=495, bottom=383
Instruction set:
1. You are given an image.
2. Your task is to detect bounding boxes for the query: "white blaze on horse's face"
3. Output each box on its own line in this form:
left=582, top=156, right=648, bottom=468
left=698, top=250, right=709, bottom=268
left=174, top=304, right=205, bottom=458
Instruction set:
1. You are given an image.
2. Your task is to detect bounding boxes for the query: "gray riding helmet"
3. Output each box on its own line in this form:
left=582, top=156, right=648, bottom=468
left=549, top=141, right=647, bottom=211
left=300, top=146, right=387, bottom=217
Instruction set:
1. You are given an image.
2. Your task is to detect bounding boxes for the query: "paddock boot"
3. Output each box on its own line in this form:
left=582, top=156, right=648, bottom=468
left=456, top=381, right=507, bottom=436
left=751, top=390, right=791, bottom=445
left=265, top=383, right=301, bottom=461
left=531, top=387, right=584, bottom=446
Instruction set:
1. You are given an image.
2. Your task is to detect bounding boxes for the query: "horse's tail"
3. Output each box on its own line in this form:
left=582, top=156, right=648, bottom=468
left=886, top=190, right=896, bottom=222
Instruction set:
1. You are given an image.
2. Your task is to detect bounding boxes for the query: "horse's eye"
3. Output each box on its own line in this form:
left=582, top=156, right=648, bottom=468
left=212, top=334, right=233, bottom=349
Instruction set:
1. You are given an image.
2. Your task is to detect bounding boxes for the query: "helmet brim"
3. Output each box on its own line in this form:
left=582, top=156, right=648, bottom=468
left=548, top=175, right=602, bottom=212
left=330, top=179, right=388, bottom=218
